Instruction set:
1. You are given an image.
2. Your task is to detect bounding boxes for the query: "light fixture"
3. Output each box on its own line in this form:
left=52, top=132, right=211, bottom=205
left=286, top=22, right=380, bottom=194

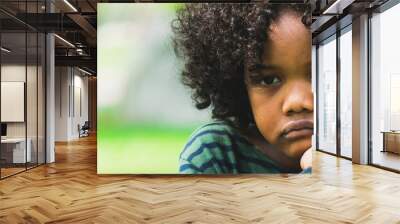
left=1, top=47, right=11, bottom=53
left=63, top=0, right=78, bottom=12
left=322, top=0, right=355, bottom=15
left=54, top=34, right=75, bottom=48
left=76, top=48, right=85, bottom=55
left=78, top=67, right=93, bottom=76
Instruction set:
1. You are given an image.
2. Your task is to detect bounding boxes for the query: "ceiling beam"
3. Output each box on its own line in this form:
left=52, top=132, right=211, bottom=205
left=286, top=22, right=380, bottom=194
left=55, top=55, right=96, bottom=69
left=322, top=0, right=356, bottom=15
left=67, top=13, right=97, bottom=46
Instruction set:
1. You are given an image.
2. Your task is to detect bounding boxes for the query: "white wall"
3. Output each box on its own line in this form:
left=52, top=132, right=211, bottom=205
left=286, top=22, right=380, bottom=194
left=1, top=65, right=27, bottom=141
left=1, top=65, right=38, bottom=137
left=55, top=67, right=89, bottom=141
left=72, top=73, right=89, bottom=137
left=55, top=66, right=70, bottom=141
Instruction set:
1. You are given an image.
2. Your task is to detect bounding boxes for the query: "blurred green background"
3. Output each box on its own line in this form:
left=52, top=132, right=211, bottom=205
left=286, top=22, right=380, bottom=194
left=97, top=3, right=211, bottom=174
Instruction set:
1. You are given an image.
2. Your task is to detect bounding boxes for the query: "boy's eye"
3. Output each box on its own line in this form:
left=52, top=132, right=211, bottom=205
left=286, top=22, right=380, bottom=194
left=259, top=75, right=282, bottom=86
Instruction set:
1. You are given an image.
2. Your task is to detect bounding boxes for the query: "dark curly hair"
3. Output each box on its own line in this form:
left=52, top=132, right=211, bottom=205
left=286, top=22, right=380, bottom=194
left=172, top=2, right=311, bottom=131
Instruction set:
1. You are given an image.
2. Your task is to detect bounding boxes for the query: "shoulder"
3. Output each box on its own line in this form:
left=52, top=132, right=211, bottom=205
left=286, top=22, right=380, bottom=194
left=180, top=121, right=247, bottom=159
left=179, top=121, right=249, bottom=174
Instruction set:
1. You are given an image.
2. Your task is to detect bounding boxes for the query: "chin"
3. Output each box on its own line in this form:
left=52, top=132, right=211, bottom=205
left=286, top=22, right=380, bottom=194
left=283, top=138, right=312, bottom=160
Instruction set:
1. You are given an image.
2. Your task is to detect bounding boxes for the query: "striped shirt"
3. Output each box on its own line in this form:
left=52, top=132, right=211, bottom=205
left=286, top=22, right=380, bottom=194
left=179, top=122, right=310, bottom=174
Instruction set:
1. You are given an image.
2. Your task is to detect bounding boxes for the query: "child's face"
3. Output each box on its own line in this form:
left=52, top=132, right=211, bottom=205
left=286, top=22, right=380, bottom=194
left=245, top=11, right=313, bottom=161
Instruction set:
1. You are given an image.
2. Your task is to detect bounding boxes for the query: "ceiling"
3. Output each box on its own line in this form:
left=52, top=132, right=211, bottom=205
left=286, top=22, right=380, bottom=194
left=1, top=0, right=394, bottom=75
left=311, top=0, right=391, bottom=43
left=0, top=0, right=98, bottom=74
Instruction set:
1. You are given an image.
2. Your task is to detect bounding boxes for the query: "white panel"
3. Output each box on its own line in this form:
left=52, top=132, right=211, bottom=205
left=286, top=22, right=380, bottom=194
left=1, top=82, right=25, bottom=122
left=73, top=86, right=81, bottom=138
left=11, top=139, right=32, bottom=163
left=390, top=74, right=400, bottom=130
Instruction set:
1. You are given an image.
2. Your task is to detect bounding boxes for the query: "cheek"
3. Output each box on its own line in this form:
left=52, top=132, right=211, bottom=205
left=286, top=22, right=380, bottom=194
left=248, top=90, right=282, bottom=143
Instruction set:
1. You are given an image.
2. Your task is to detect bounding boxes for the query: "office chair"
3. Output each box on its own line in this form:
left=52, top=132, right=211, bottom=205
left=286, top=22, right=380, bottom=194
left=79, top=121, right=90, bottom=138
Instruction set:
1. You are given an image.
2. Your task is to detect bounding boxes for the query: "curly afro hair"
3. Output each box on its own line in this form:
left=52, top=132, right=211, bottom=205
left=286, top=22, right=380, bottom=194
left=172, top=2, right=311, bottom=131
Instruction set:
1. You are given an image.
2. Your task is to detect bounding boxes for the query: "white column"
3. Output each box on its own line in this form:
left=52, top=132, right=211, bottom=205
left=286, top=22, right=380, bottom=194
left=46, top=1, right=55, bottom=163
left=312, top=45, right=317, bottom=151
left=352, top=14, right=369, bottom=164
left=46, top=33, right=55, bottom=163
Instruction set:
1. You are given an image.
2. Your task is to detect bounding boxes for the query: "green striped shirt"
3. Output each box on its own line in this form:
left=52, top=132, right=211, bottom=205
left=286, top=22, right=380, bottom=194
left=179, top=122, right=307, bottom=174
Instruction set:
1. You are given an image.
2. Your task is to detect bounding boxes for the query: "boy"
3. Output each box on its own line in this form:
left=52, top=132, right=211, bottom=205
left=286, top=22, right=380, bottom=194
left=172, top=2, right=313, bottom=174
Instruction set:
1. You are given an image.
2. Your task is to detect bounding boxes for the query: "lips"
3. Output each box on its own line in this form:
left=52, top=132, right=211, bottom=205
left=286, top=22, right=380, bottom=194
left=281, top=120, right=314, bottom=140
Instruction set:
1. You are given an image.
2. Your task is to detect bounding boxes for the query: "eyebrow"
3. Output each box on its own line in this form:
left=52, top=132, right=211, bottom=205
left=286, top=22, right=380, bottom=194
left=247, top=63, right=280, bottom=72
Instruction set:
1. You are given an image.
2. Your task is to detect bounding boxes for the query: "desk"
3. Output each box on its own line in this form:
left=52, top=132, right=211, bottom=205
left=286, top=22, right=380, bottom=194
left=1, top=138, right=31, bottom=163
left=381, top=131, right=400, bottom=154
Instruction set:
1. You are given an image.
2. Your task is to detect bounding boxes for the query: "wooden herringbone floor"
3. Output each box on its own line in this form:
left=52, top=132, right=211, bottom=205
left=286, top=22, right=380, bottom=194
left=0, top=134, right=400, bottom=224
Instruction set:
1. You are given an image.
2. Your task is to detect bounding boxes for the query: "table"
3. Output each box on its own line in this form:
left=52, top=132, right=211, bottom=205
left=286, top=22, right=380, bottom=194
left=381, top=131, right=400, bottom=154
left=1, top=138, right=32, bottom=163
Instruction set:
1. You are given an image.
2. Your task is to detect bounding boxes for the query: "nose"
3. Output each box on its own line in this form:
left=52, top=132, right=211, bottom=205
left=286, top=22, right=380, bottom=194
left=282, top=80, right=313, bottom=116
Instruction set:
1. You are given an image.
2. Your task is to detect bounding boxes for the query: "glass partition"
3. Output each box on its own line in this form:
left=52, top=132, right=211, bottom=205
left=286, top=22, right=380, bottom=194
left=38, top=32, right=45, bottom=165
left=0, top=1, right=46, bottom=179
left=27, top=30, right=38, bottom=169
left=1, top=30, right=28, bottom=178
left=26, top=0, right=43, bottom=169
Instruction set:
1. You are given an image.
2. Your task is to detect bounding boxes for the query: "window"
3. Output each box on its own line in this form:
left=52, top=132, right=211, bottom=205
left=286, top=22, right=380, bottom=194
left=339, top=27, right=352, bottom=158
left=370, top=2, right=400, bottom=171
left=317, top=35, right=337, bottom=154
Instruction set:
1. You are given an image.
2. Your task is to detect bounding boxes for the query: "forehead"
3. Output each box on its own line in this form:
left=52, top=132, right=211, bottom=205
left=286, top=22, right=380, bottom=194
left=263, top=11, right=311, bottom=65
